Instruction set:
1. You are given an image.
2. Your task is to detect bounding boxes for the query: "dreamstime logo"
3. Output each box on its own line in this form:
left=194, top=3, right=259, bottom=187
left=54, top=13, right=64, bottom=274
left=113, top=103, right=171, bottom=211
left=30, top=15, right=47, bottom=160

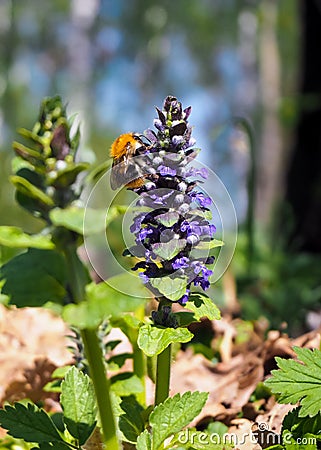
left=177, top=422, right=317, bottom=447
left=83, top=154, right=238, bottom=296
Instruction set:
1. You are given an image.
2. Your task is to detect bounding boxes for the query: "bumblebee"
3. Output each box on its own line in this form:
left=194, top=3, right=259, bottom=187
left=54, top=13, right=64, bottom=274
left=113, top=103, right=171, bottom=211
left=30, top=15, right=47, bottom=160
left=110, top=133, right=148, bottom=190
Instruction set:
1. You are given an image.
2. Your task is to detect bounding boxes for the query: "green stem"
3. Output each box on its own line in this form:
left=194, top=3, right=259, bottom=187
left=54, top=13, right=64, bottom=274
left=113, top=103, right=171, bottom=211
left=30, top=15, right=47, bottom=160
left=64, top=244, right=120, bottom=450
left=133, top=342, right=146, bottom=405
left=133, top=304, right=146, bottom=405
left=155, top=343, right=171, bottom=406
left=81, top=328, right=119, bottom=450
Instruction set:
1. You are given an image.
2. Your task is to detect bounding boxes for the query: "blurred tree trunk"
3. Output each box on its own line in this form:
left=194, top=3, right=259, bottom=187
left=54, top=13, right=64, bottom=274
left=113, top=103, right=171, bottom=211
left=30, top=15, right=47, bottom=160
left=256, top=1, right=283, bottom=226
left=285, top=0, right=321, bottom=252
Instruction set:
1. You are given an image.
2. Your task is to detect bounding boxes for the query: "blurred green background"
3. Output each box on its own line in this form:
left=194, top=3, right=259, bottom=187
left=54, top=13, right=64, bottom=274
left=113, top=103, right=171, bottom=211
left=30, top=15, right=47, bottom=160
left=1, top=0, right=320, bottom=336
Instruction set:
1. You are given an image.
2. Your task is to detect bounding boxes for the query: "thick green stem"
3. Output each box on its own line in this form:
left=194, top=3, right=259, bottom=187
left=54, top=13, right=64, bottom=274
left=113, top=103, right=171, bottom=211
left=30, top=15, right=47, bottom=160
left=155, top=343, right=171, bottom=406
left=133, top=342, right=146, bottom=405
left=81, top=328, right=119, bottom=450
left=133, top=304, right=146, bottom=405
left=64, top=245, right=120, bottom=450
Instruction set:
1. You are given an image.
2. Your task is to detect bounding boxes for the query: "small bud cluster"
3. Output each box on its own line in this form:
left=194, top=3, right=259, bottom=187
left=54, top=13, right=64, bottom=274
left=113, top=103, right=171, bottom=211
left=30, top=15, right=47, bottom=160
left=11, top=96, right=87, bottom=221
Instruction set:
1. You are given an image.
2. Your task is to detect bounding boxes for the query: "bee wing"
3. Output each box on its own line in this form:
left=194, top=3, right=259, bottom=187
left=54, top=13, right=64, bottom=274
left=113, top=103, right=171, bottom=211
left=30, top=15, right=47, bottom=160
left=110, top=155, right=144, bottom=190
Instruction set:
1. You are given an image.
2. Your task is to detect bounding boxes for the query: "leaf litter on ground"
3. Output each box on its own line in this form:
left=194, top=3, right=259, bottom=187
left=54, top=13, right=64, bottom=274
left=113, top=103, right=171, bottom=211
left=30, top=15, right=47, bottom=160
left=0, top=305, right=320, bottom=449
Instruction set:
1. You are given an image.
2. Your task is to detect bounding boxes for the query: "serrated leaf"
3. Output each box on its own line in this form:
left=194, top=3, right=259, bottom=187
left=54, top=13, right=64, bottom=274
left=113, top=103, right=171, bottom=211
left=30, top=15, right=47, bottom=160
left=137, top=429, right=152, bottom=450
left=51, top=366, right=73, bottom=379
left=156, top=211, right=180, bottom=227
left=0, top=226, right=54, bottom=249
left=110, top=373, right=144, bottom=397
left=138, top=324, right=193, bottom=357
left=282, top=407, right=321, bottom=439
left=10, top=175, right=54, bottom=206
left=152, top=239, right=186, bottom=260
left=0, top=249, right=67, bottom=307
left=149, top=391, right=208, bottom=450
left=62, top=280, right=146, bottom=329
left=60, top=367, right=97, bottom=445
left=265, top=347, right=321, bottom=417
left=0, top=402, right=64, bottom=443
left=194, top=239, right=224, bottom=250
left=149, top=276, right=188, bottom=301
left=185, top=293, right=221, bottom=321
left=119, top=396, right=145, bottom=443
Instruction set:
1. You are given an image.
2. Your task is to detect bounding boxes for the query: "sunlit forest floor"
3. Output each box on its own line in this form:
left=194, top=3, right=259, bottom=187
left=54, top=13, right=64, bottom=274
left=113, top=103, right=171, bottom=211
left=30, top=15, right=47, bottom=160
left=0, top=305, right=319, bottom=449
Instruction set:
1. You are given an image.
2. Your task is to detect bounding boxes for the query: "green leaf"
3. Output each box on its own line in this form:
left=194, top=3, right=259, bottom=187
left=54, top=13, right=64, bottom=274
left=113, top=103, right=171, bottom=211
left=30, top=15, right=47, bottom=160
left=188, top=209, right=212, bottom=220
left=12, top=155, right=34, bottom=172
left=265, top=347, right=321, bottom=417
left=149, top=276, right=188, bottom=301
left=0, top=249, right=67, bottom=307
left=119, top=396, right=145, bottom=443
left=85, top=159, right=113, bottom=184
left=206, top=421, right=229, bottom=436
left=173, top=311, right=196, bottom=327
left=137, top=429, right=152, bottom=450
left=108, top=272, right=152, bottom=300
left=194, top=239, right=224, bottom=250
left=152, top=239, right=186, bottom=261
left=282, top=407, right=321, bottom=439
left=36, top=443, right=71, bottom=450
left=111, top=314, right=141, bottom=345
left=149, top=391, right=208, bottom=450
left=50, top=205, right=128, bottom=235
left=13, top=141, right=44, bottom=165
left=110, top=373, right=144, bottom=397
left=62, top=280, right=146, bottom=329
left=156, top=211, right=180, bottom=227
left=281, top=430, right=318, bottom=449
left=108, top=353, right=133, bottom=370
left=0, top=402, right=64, bottom=443
left=60, top=367, right=97, bottom=445
left=50, top=206, right=104, bottom=235
left=185, top=293, right=221, bottom=321
left=50, top=162, right=89, bottom=188
left=138, top=324, right=193, bottom=357
left=0, top=226, right=54, bottom=249
left=10, top=175, right=54, bottom=206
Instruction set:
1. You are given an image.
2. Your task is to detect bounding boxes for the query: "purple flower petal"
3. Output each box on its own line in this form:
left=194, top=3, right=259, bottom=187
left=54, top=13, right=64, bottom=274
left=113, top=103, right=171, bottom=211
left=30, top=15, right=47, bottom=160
left=192, top=192, right=212, bottom=207
left=172, top=256, right=190, bottom=270
left=158, top=165, right=177, bottom=177
left=183, top=106, right=192, bottom=120
left=172, top=135, right=185, bottom=146
left=139, top=272, right=149, bottom=283
left=144, top=128, right=158, bottom=142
